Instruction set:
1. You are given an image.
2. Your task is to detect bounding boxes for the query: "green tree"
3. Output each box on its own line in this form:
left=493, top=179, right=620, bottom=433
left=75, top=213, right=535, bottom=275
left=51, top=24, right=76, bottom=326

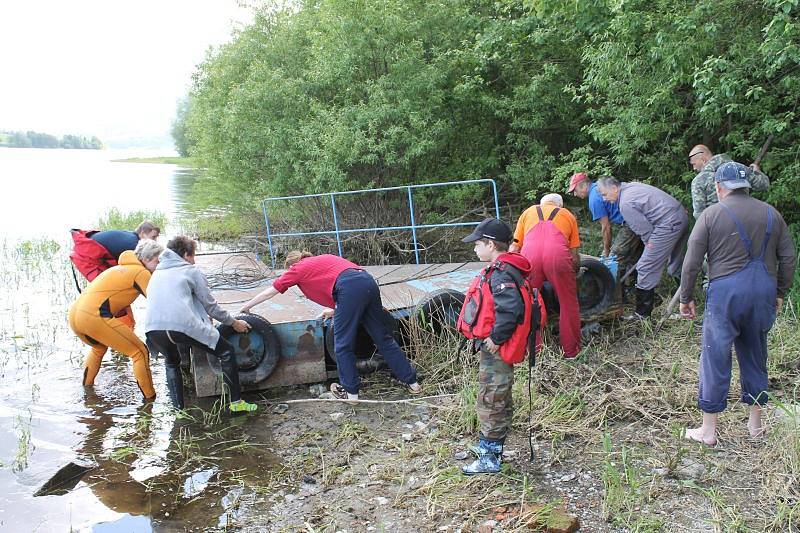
left=183, top=0, right=800, bottom=228
left=171, top=97, right=193, bottom=157
left=577, top=0, right=800, bottom=212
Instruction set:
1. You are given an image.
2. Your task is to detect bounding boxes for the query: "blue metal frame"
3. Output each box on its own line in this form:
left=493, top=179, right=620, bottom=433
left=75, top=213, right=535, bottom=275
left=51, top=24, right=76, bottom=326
left=261, top=179, right=500, bottom=269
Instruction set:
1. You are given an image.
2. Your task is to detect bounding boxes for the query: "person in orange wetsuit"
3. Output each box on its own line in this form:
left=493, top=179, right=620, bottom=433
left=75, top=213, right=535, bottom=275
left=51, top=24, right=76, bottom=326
left=511, top=193, right=582, bottom=358
left=69, top=221, right=161, bottom=330
left=68, top=239, right=163, bottom=399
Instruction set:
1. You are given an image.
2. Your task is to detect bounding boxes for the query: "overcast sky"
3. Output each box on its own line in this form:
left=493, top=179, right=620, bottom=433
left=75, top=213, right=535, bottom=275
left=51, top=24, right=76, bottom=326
left=0, top=1, right=253, bottom=147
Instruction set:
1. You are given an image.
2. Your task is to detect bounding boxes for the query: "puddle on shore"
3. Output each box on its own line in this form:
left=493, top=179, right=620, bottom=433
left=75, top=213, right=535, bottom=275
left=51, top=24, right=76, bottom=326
left=0, top=239, right=279, bottom=531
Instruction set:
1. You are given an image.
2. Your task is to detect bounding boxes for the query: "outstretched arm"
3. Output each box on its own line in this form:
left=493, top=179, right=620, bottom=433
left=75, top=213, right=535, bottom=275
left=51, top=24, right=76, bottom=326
left=598, top=216, right=612, bottom=257
left=240, top=285, right=280, bottom=313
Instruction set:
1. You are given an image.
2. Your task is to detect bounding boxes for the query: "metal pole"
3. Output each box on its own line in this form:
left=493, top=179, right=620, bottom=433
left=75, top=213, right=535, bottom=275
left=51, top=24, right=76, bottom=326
left=262, top=201, right=276, bottom=270
left=330, top=194, right=343, bottom=257
left=490, top=179, right=500, bottom=219
left=407, top=186, right=420, bottom=264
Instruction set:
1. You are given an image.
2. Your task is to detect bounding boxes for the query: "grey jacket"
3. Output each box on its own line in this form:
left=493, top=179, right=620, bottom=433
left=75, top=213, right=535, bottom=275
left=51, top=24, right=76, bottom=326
left=680, top=191, right=797, bottom=303
left=618, top=182, right=686, bottom=244
left=144, top=248, right=235, bottom=349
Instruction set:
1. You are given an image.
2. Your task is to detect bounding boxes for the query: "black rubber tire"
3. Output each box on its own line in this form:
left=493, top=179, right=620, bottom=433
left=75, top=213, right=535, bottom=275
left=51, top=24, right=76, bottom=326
left=399, top=289, right=465, bottom=346
left=415, top=289, right=465, bottom=333
left=324, top=307, right=399, bottom=363
left=538, top=258, right=615, bottom=318
left=577, top=257, right=615, bottom=316
left=540, top=281, right=559, bottom=315
left=212, top=313, right=281, bottom=385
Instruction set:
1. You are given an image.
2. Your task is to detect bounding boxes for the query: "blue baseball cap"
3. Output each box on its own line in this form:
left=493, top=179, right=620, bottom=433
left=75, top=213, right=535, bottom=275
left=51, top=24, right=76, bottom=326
left=714, top=161, right=751, bottom=190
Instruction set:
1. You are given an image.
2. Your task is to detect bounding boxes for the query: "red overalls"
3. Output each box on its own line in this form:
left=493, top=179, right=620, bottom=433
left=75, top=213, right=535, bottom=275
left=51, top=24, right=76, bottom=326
left=520, top=206, right=581, bottom=358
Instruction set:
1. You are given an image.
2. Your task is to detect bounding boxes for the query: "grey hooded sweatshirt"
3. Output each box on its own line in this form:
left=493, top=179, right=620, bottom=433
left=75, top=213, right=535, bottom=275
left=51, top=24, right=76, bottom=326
left=144, top=248, right=235, bottom=349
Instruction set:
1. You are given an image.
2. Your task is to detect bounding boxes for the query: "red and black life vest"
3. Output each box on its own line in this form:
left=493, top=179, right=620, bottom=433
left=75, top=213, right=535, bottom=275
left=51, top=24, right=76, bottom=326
left=457, top=259, right=546, bottom=365
left=69, top=229, right=117, bottom=282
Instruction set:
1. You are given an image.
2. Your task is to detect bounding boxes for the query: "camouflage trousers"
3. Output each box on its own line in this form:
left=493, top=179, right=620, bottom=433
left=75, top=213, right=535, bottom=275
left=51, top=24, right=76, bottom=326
left=476, top=347, right=514, bottom=442
left=611, top=224, right=644, bottom=270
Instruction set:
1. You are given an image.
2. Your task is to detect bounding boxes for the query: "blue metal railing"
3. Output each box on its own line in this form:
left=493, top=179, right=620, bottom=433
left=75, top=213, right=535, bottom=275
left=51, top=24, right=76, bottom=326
left=261, top=179, right=500, bottom=269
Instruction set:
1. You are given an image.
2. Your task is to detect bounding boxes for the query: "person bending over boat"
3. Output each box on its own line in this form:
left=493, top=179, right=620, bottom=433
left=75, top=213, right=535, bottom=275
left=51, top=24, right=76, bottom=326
left=240, top=251, right=422, bottom=401
left=145, top=236, right=257, bottom=413
left=69, top=239, right=163, bottom=399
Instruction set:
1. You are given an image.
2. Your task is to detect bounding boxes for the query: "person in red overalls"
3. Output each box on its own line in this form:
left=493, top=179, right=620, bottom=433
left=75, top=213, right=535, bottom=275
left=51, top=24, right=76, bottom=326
left=511, top=193, right=581, bottom=358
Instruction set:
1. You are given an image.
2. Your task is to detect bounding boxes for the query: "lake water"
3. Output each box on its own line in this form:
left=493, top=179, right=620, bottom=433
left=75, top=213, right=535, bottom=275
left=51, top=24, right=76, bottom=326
left=0, top=148, right=277, bottom=532
left=0, top=147, right=196, bottom=239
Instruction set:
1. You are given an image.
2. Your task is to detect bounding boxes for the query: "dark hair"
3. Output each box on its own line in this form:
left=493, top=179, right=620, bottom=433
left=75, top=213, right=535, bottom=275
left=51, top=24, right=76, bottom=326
left=167, top=235, right=196, bottom=259
left=478, top=238, right=509, bottom=252
left=135, top=220, right=160, bottom=236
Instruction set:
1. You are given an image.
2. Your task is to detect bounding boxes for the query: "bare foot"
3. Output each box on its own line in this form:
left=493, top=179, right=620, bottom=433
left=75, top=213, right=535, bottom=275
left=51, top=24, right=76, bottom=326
left=684, top=427, right=717, bottom=446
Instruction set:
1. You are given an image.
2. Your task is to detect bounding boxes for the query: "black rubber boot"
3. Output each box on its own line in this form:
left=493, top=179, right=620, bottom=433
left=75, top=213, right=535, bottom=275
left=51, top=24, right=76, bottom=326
left=635, top=287, right=656, bottom=318
left=165, top=365, right=185, bottom=409
left=218, top=349, right=243, bottom=403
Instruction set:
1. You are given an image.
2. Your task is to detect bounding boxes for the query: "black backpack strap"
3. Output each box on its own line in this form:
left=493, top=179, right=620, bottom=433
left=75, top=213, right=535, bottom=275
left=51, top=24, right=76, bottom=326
left=70, top=263, right=83, bottom=294
left=527, top=286, right=541, bottom=463
left=547, top=207, right=560, bottom=221
left=535, top=205, right=545, bottom=222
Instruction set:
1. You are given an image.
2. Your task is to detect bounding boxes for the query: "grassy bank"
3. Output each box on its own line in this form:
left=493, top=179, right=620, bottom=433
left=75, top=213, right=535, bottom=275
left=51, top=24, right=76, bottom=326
left=230, top=303, right=800, bottom=531
left=111, top=156, right=195, bottom=165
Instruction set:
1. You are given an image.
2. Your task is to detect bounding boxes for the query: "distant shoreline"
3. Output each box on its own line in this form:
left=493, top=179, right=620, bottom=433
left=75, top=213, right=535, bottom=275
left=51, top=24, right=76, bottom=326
left=111, top=156, right=194, bottom=165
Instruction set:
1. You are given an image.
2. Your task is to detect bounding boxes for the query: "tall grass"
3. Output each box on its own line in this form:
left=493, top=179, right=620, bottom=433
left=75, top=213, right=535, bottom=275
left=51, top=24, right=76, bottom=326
left=95, top=208, right=167, bottom=232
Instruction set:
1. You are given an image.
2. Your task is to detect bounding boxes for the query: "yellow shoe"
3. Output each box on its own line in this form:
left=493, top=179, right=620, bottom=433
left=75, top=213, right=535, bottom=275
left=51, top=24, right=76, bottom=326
left=229, top=399, right=258, bottom=413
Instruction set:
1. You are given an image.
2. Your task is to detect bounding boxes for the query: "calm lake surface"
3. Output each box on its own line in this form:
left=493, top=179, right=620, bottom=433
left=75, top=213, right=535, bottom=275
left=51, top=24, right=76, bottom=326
left=0, top=147, right=195, bottom=239
left=0, top=148, right=274, bottom=532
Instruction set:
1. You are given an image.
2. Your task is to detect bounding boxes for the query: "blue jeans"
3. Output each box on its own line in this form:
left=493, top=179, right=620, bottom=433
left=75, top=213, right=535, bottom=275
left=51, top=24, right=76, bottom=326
left=333, top=270, right=417, bottom=394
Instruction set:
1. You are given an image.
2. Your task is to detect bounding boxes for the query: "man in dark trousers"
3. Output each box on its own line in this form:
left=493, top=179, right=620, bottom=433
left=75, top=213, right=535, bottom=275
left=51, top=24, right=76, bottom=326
left=679, top=162, right=796, bottom=445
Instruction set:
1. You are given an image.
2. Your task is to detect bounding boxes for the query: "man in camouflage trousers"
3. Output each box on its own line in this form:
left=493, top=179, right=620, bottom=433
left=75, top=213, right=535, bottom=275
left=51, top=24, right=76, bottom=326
left=688, top=145, right=770, bottom=219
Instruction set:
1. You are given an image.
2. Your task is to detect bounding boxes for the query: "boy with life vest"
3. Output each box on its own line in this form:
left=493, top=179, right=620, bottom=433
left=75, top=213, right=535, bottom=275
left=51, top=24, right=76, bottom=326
left=457, top=218, right=544, bottom=474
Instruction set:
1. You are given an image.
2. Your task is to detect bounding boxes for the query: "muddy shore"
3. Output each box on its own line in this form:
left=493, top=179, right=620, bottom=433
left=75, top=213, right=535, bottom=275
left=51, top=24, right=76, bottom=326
left=1, top=239, right=798, bottom=532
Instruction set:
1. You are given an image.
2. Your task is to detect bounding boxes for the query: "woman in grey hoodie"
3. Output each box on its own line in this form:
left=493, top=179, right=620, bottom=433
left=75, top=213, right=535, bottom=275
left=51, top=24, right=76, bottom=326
left=144, top=236, right=257, bottom=413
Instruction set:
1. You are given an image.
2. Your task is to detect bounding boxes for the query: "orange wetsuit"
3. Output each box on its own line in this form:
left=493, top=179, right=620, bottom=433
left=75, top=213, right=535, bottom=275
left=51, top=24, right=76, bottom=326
left=68, top=250, right=155, bottom=398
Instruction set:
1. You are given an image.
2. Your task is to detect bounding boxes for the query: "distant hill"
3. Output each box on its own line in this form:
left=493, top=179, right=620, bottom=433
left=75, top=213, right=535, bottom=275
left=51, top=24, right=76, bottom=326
left=0, top=130, right=103, bottom=149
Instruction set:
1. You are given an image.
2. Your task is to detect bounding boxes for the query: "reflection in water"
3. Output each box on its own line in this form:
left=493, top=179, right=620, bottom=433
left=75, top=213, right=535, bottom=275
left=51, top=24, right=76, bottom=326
left=69, top=387, right=280, bottom=531
left=169, top=167, right=201, bottom=230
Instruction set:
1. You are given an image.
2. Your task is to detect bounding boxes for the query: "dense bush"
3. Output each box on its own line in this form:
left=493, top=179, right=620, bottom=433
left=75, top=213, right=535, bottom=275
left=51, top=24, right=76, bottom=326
left=176, top=0, right=800, bottom=234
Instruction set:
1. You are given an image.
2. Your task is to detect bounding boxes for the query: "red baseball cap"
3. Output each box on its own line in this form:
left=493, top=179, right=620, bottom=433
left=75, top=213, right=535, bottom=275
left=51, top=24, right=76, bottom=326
left=567, top=172, right=588, bottom=192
